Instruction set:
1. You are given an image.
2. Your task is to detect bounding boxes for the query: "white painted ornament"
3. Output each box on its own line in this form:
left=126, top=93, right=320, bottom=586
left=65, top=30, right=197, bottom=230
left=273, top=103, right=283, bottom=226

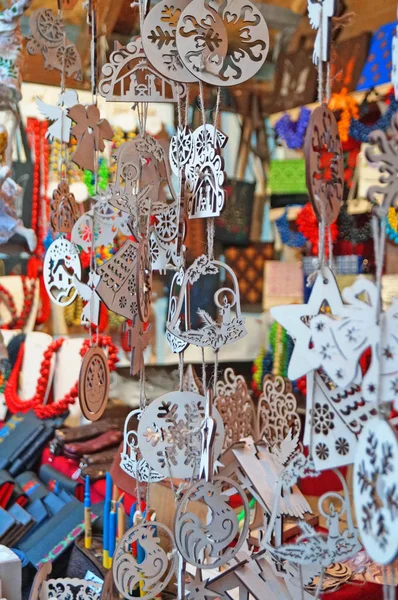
left=307, top=0, right=335, bottom=65
left=120, top=408, right=165, bottom=483
left=72, top=270, right=101, bottom=326
left=36, top=90, right=79, bottom=143
left=43, top=238, right=81, bottom=306
left=167, top=254, right=246, bottom=350
left=257, top=375, right=301, bottom=444
left=137, top=390, right=225, bottom=479
left=353, top=418, right=398, bottom=565
left=165, top=269, right=189, bottom=354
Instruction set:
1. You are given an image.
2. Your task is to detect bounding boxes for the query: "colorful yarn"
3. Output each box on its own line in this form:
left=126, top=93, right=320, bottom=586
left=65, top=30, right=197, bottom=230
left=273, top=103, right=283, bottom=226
left=275, top=209, right=307, bottom=248
left=296, top=203, right=339, bottom=256
left=350, top=98, right=398, bottom=142
left=328, top=90, right=359, bottom=143
left=274, top=107, right=311, bottom=149
left=84, top=158, right=109, bottom=197
left=386, top=208, right=398, bottom=244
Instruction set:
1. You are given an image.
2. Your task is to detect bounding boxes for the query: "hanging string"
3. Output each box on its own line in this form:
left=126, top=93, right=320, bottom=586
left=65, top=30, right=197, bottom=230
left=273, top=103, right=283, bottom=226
left=178, top=352, right=184, bottom=391
left=327, top=224, right=333, bottom=269
left=317, top=2, right=324, bottom=105
left=201, top=347, right=207, bottom=393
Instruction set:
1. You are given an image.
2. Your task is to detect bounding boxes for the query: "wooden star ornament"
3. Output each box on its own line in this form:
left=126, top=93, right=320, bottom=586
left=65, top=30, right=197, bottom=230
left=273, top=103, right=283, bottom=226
left=68, top=104, right=114, bottom=171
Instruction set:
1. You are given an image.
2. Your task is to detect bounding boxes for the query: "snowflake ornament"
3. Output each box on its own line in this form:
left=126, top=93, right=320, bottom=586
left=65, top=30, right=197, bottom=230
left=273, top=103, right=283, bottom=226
left=353, top=418, right=398, bottom=565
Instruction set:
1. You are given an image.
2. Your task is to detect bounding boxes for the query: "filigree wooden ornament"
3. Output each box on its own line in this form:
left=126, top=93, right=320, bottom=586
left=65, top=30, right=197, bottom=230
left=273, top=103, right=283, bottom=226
left=50, top=181, right=80, bottom=234
left=176, top=0, right=269, bottom=86
left=121, top=408, right=165, bottom=482
left=36, top=90, right=79, bottom=143
left=96, top=239, right=139, bottom=320
left=73, top=270, right=101, bottom=326
left=72, top=196, right=130, bottom=253
left=353, top=418, right=398, bottom=565
left=68, top=104, right=113, bottom=172
left=174, top=476, right=250, bottom=569
left=137, top=390, right=225, bottom=479
left=167, top=254, right=246, bottom=350
left=44, top=238, right=81, bottom=306
left=26, top=9, right=82, bottom=81
left=307, top=0, right=335, bottom=64
left=41, top=579, right=102, bottom=600
left=151, top=201, right=183, bottom=274
left=113, top=522, right=177, bottom=600
left=99, top=36, right=186, bottom=102
left=78, top=347, right=110, bottom=421
left=304, top=104, right=344, bottom=225
left=142, top=0, right=196, bottom=83
left=182, top=364, right=204, bottom=394
left=366, top=113, right=398, bottom=218
left=165, top=269, right=189, bottom=354
left=125, top=316, right=151, bottom=376
left=214, top=367, right=256, bottom=450
left=257, top=375, right=301, bottom=444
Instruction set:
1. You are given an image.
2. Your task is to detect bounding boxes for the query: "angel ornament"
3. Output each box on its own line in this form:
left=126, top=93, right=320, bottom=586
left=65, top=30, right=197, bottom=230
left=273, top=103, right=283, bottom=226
left=73, top=270, right=101, bottom=326
left=36, top=90, right=79, bottom=143
left=68, top=104, right=114, bottom=172
left=308, top=0, right=335, bottom=65
left=0, top=126, right=36, bottom=251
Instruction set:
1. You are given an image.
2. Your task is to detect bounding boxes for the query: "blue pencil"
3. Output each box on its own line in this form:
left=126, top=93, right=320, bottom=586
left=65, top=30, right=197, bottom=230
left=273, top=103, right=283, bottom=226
left=103, top=472, right=112, bottom=568
left=108, top=485, right=118, bottom=565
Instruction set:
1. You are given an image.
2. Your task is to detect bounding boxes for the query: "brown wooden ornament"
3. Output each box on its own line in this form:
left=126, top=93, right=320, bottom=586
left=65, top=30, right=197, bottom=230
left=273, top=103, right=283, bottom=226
left=137, top=240, right=152, bottom=323
left=50, top=181, right=80, bottom=234
left=26, top=9, right=82, bottom=81
left=68, top=104, right=114, bottom=172
left=78, top=347, right=110, bottom=421
left=304, top=104, right=344, bottom=226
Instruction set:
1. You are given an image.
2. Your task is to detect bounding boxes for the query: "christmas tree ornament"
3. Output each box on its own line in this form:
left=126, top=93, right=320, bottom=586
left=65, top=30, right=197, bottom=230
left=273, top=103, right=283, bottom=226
left=141, top=0, right=196, bottom=83
left=26, top=9, right=82, bottom=81
left=99, top=37, right=186, bottom=103
left=43, top=238, right=81, bottom=306
left=78, top=346, right=110, bottom=421
left=36, top=90, right=79, bottom=143
left=167, top=254, right=246, bottom=350
left=137, top=390, right=225, bottom=479
left=68, top=104, right=114, bottom=172
left=304, top=104, right=344, bottom=226
left=174, top=476, right=250, bottom=569
left=113, top=522, right=177, bottom=600
left=50, top=181, right=80, bottom=234
left=353, top=418, right=398, bottom=565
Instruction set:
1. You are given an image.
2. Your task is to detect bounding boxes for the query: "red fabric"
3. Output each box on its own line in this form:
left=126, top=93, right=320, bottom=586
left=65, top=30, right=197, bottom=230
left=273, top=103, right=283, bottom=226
left=327, top=582, right=385, bottom=600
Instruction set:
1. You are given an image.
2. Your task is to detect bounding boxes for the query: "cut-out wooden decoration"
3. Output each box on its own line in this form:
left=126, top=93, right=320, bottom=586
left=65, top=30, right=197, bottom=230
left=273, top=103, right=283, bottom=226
left=182, top=364, right=204, bottom=395
left=366, top=113, right=398, bottom=218
left=304, top=104, right=344, bottom=226
left=142, top=0, right=196, bottom=83
left=353, top=417, right=398, bottom=565
left=125, top=316, right=151, bottom=376
left=113, top=522, right=177, bottom=600
left=44, top=238, right=82, bottom=306
left=304, top=370, right=377, bottom=471
left=174, top=476, right=250, bottom=568
left=41, top=579, right=102, bottom=600
left=36, top=90, right=79, bottom=143
left=26, top=9, right=82, bottom=81
left=151, top=200, right=183, bottom=274
left=68, top=104, right=114, bottom=172
left=137, top=390, right=225, bottom=479
left=73, top=270, right=101, bottom=326
left=257, top=375, right=301, bottom=444
left=176, top=0, right=269, bottom=86
left=167, top=254, right=246, bottom=350
left=215, top=367, right=256, bottom=450
left=165, top=269, right=190, bottom=354
left=99, top=36, right=186, bottom=103
left=307, top=0, right=335, bottom=64
left=50, top=181, right=80, bottom=234
left=96, top=239, right=139, bottom=320
left=121, top=408, right=165, bottom=482
left=29, top=562, right=52, bottom=600
left=78, top=347, right=110, bottom=421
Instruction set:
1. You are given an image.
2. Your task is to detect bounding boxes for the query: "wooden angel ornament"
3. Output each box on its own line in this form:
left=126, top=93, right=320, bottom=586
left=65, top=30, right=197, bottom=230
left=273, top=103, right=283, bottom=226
left=36, top=90, right=79, bottom=143
left=307, top=0, right=335, bottom=65
left=69, top=104, right=114, bottom=172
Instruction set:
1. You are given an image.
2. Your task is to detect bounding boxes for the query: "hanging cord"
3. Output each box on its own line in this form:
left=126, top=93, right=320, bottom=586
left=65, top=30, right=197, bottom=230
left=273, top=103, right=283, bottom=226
left=372, top=213, right=387, bottom=412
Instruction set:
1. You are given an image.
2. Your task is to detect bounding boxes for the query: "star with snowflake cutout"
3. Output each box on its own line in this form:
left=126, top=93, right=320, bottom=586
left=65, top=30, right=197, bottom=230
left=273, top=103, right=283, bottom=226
left=185, top=570, right=219, bottom=600
left=271, top=267, right=348, bottom=381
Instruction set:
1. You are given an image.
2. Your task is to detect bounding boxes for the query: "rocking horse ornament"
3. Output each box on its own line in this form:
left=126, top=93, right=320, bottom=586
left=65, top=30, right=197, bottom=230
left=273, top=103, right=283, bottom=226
left=113, top=522, right=177, bottom=600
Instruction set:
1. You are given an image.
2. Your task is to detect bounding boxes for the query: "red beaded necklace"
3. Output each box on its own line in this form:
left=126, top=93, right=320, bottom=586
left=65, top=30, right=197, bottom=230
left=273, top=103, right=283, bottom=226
left=0, top=277, right=36, bottom=330
left=5, top=334, right=118, bottom=419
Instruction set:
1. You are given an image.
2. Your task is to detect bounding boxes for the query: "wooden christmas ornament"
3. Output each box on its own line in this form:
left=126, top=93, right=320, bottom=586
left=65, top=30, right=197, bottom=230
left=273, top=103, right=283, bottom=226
left=165, top=269, right=190, bottom=354
left=173, top=476, right=250, bottom=569
left=304, top=104, right=344, bottom=226
left=307, top=0, right=335, bottom=64
left=214, top=367, right=256, bottom=450
left=41, top=579, right=102, bottom=600
left=72, top=196, right=130, bottom=253
left=73, top=270, right=101, bottom=326
left=78, top=346, right=110, bottom=421
left=113, top=522, right=177, bottom=600
left=50, top=181, right=80, bottom=234
left=137, top=390, right=225, bottom=479
left=353, top=418, right=398, bottom=565
left=26, top=9, right=82, bottom=81
left=68, top=104, right=114, bottom=172
left=125, top=316, right=151, bottom=376
left=366, top=112, right=398, bottom=218
left=257, top=375, right=301, bottom=443
left=167, top=254, right=246, bottom=350
left=121, top=408, right=165, bottom=482
left=44, top=238, right=82, bottom=306
left=36, top=90, right=79, bottom=143
left=182, top=364, right=204, bottom=395
left=151, top=200, right=183, bottom=274
left=142, top=0, right=196, bottom=83
left=176, top=0, right=269, bottom=86
left=99, top=37, right=186, bottom=103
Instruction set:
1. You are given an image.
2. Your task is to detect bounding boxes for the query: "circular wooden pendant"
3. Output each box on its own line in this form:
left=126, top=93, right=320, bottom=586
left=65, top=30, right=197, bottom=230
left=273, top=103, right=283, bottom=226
left=353, top=418, right=398, bottom=565
left=43, top=237, right=81, bottom=306
left=304, top=104, right=344, bottom=226
left=78, top=347, right=110, bottom=421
